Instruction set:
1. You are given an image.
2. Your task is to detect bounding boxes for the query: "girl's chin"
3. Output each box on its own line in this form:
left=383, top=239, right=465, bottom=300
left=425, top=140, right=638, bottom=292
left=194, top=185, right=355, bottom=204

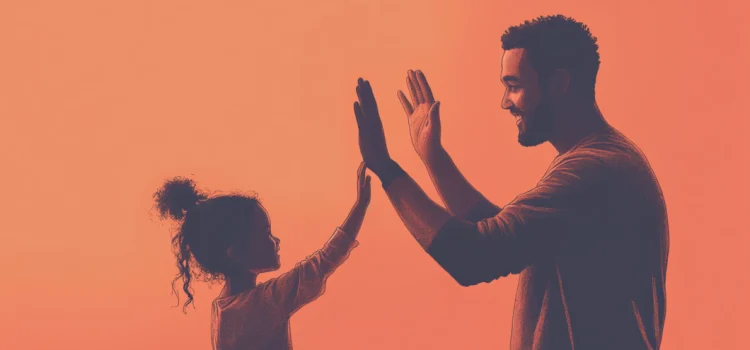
left=250, top=261, right=281, bottom=273
left=269, top=257, right=281, bottom=270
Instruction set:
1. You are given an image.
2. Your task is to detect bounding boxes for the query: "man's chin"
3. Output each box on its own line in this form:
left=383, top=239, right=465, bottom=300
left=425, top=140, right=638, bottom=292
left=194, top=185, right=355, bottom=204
left=518, top=132, right=547, bottom=147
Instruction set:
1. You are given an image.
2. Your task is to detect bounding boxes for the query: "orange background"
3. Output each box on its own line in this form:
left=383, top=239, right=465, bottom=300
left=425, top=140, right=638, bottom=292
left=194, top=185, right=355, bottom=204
left=1, top=0, right=748, bottom=349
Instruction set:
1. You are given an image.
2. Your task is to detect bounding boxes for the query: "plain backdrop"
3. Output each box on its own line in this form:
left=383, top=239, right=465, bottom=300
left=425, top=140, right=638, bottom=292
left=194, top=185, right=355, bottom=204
left=1, top=0, right=748, bottom=349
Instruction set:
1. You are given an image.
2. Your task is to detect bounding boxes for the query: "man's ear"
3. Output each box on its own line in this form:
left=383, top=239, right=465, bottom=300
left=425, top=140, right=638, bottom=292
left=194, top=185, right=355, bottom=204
left=546, top=69, right=570, bottom=97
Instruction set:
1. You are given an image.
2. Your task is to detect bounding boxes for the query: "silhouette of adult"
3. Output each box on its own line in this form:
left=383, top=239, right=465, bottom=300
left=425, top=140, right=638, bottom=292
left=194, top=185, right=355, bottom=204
left=352, top=15, right=668, bottom=350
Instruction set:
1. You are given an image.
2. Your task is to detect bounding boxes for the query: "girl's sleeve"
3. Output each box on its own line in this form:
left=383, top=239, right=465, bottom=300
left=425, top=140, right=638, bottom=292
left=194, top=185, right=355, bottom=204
left=258, top=227, right=359, bottom=322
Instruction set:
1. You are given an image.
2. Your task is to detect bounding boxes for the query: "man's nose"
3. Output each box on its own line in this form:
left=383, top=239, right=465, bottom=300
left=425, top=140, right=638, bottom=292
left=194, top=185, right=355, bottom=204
left=501, top=92, right=512, bottom=110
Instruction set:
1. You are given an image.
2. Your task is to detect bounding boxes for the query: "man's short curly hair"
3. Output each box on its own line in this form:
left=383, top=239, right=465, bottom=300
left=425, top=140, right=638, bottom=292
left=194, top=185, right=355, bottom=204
left=501, top=15, right=601, bottom=99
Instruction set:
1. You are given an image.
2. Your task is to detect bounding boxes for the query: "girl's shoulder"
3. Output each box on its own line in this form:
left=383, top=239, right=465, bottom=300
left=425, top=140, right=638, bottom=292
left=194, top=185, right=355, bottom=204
left=213, top=284, right=263, bottom=309
left=214, top=276, right=286, bottom=308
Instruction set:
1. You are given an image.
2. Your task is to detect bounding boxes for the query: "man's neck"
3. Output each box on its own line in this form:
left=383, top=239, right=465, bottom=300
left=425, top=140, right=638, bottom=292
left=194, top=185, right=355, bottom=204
left=548, top=100, right=608, bottom=154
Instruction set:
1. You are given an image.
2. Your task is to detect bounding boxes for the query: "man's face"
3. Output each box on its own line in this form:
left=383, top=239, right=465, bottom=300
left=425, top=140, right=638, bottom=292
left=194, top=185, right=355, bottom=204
left=500, top=48, right=554, bottom=147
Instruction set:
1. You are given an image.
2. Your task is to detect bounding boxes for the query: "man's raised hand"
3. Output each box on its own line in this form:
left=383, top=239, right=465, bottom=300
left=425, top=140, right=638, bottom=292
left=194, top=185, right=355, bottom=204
left=354, top=78, right=392, bottom=175
left=397, top=69, right=442, bottom=162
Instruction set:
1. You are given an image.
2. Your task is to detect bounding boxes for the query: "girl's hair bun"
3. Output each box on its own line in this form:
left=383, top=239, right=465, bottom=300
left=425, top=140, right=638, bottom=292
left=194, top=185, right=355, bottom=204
left=154, top=176, right=207, bottom=220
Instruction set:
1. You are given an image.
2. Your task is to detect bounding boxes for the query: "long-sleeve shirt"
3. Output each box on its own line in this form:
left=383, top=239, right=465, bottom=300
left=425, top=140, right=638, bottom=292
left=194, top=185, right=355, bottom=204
left=427, top=126, right=669, bottom=349
left=210, top=227, right=358, bottom=350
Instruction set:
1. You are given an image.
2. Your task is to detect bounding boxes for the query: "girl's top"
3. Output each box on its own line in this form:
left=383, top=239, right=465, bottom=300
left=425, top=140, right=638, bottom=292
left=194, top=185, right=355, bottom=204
left=210, top=227, right=358, bottom=350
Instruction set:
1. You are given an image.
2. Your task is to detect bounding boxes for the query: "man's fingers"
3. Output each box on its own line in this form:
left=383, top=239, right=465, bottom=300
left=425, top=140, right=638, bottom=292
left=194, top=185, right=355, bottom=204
left=353, top=101, right=364, bottom=128
left=406, top=70, right=420, bottom=106
left=416, top=70, right=434, bottom=104
left=356, top=83, right=364, bottom=109
left=356, top=78, right=379, bottom=117
left=364, top=79, right=374, bottom=97
left=356, top=83, right=371, bottom=125
left=397, top=90, right=414, bottom=116
left=429, top=101, right=441, bottom=128
left=363, top=80, right=379, bottom=115
left=408, top=70, right=424, bottom=104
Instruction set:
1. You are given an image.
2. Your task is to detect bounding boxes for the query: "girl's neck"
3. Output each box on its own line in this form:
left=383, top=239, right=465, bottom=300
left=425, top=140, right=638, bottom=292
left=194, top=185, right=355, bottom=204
left=222, top=270, right=258, bottom=297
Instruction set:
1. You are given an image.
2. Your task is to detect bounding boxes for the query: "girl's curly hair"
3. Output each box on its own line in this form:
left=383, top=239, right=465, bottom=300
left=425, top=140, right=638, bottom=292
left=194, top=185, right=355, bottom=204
left=153, top=177, right=260, bottom=312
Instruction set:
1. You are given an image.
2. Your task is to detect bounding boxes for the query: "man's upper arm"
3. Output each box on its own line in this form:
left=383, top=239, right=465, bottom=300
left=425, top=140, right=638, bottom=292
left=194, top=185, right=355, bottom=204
left=463, top=197, right=502, bottom=223
left=425, top=154, right=603, bottom=286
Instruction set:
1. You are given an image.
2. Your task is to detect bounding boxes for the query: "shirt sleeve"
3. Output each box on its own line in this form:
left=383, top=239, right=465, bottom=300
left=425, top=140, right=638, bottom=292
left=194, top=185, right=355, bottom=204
left=463, top=197, right=502, bottom=223
left=258, top=227, right=359, bottom=323
left=426, top=153, right=605, bottom=286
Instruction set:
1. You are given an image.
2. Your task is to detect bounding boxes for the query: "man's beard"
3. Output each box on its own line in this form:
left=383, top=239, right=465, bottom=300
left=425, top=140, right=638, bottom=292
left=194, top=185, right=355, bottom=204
left=511, top=98, right=554, bottom=147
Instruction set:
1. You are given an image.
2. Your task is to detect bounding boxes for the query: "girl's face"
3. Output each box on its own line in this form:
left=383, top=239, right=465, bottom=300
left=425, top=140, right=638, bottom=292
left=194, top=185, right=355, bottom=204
left=227, top=203, right=281, bottom=273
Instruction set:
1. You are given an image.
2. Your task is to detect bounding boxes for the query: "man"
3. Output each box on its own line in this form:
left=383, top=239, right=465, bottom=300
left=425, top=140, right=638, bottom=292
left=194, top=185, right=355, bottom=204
left=352, top=15, right=669, bottom=350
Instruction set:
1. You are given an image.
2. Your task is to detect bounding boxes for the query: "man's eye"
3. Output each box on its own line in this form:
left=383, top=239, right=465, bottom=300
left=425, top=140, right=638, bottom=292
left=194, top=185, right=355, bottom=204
left=508, top=86, right=520, bottom=92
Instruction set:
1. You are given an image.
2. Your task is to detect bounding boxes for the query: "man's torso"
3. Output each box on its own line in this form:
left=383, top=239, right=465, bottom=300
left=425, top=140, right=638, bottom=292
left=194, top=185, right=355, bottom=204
left=511, top=127, right=669, bottom=350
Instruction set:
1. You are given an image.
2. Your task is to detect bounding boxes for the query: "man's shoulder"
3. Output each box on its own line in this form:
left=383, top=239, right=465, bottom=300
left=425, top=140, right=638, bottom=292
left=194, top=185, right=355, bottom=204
left=564, top=127, right=665, bottom=205
left=542, top=127, right=660, bottom=195
left=566, top=127, right=652, bottom=172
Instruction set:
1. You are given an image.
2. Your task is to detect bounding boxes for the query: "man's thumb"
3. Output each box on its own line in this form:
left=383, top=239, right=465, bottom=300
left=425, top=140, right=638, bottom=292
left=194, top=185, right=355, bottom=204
left=429, top=101, right=441, bottom=124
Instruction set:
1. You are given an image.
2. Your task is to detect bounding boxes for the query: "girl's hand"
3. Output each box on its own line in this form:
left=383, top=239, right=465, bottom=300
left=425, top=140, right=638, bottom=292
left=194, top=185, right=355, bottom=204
left=356, top=161, right=372, bottom=206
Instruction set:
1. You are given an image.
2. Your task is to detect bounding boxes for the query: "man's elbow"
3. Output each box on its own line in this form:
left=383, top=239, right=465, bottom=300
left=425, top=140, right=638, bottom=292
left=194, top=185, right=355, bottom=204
left=454, top=275, right=483, bottom=287
left=443, top=263, right=509, bottom=287
left=428, top=216, right=516, bottom=287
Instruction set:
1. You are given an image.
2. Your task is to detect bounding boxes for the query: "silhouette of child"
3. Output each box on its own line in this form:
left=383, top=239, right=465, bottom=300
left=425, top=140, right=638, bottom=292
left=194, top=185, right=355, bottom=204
left=153, top=162, right=372, bottom=350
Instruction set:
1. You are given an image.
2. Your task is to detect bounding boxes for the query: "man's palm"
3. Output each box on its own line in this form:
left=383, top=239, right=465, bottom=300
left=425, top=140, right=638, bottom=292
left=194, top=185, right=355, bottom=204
left=408, top=103, right=438, bottom=158
left=398, top=70, right=441, bottom=161
left=354, top=78, right=392, bottom=174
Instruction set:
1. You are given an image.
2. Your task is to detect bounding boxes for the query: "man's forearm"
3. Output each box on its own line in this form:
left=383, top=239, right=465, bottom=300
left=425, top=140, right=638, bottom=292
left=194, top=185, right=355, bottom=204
left=373, top=160, right=452, bottom=250
left=372, top=160, right=525, bottom=286
left=424, top=146, right=499, bottom=221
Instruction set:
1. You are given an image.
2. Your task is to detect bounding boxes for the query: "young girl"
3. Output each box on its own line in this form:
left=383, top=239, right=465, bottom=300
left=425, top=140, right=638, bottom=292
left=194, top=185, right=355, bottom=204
left=154, top=162, right=371, bottom=350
